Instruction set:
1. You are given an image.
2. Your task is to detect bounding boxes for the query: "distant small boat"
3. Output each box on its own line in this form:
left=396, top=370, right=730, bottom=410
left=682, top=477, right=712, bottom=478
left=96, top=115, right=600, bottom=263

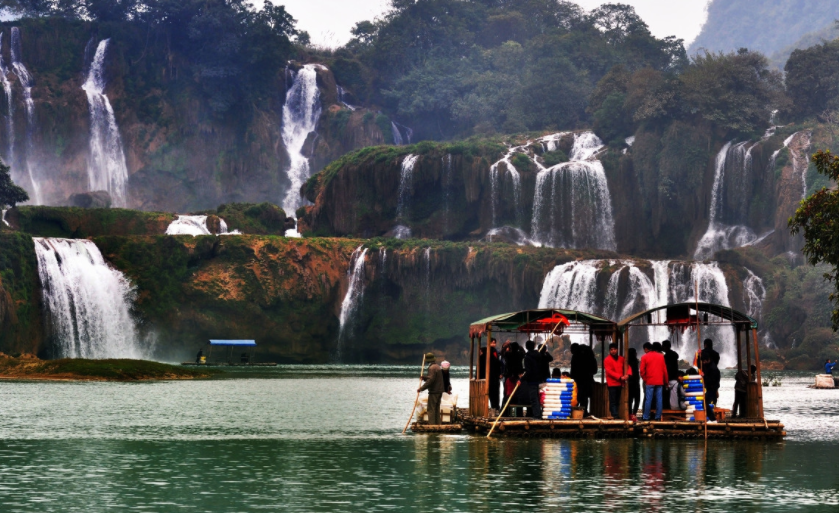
left=181, top=340, right=277, bottom=366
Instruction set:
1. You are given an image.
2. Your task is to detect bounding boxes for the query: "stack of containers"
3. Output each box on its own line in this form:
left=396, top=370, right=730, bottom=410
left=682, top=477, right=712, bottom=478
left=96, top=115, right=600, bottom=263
left=682, top=375, right=705, bottom=421
left=542, top=378, right=577, bottom=420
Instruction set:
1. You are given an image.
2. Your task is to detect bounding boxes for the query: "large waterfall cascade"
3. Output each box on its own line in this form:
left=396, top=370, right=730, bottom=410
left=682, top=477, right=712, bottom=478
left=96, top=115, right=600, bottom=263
left=392, top=154, right=419, bottom=238
left=1, top=208, right=8, bottom=227
left=486, top=131, right=616, bottom=250
left=538, top=259, right=754, bottom=368
left=336, top=246, right=369, bottom=359
left=82, top=39, right=130, bottom=207
left=34, top=237, right=144, bottom=359
left=9, top=27, right=40, bottom=205
left=281, top=64, right=323, bottom=237
left=530, top=131, right=616, bottom=250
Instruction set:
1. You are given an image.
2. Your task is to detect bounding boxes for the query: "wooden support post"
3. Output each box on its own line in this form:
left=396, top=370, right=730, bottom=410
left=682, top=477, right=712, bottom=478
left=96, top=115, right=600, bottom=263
left=752, top=329, right=765, bottom=419
left=619, top=328, right=629, bottom=421
left=469, top=336, right=474, bottom=380
left=486, top=329, right=492, bottom=413
left=736, top=325, right=743, bottom=372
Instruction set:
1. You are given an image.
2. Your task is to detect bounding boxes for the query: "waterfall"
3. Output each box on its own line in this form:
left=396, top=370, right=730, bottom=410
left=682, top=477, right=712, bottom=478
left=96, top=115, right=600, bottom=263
left=538, top=259, right=738, bottom=366
left=10, top=27, right=40, bottom=205
left=743, top=269, right=765, bottom=321
left=391, top=122, right=403, bottom=145
left=538, top=260, right=601, bottom=313
left=218, top=218, right=242, bottom=235
left=392, top=122, right=413, bottom=145
left=166, top=215, right=211, bottom=236
left=788, top=131, right=813, bottom=199
left=336, top=246, right=368, bottom=359
left=694, top=141, right=762, bottom=259
left=337, top=85, right=356, bottom=111
left=1, top=208, right=8, bottom=227
left=82, top=39, right=129, bottom=207
left=423, top=247, right=432, bottom=311
left=34, top=238, right=143, bottom=359
left=393, top=154, right=419, bottom=238
left=443, top=153, right=453, bottom=234
left=530, top=132, right=615, bottom=250
left=281, top=64, right=323, bottom=236
left=489, top=146, right=524, bottom=228
left=0, top=32, right=13, bottom=167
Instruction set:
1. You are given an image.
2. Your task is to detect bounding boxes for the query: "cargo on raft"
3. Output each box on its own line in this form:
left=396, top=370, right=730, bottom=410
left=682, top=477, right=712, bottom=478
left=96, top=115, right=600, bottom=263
left=447, top=303, right=786, bottom=440
left=181, top=340, right=278, bottom=367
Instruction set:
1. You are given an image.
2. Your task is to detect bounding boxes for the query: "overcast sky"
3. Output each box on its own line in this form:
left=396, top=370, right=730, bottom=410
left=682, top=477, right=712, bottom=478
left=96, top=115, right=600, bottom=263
left=263, top=0, right=711, bottom=49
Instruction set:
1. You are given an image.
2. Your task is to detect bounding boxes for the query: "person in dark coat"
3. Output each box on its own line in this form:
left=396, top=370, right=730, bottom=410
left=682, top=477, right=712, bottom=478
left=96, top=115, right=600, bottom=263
left=502, top=342, right=524, bottom=416
left=196, top=349, right=203, bottom=364
left=479, top=339, right=502, bottom=411
left=523, top=340, right=552, bottom=419
left=702, top=354, right=721, bottom=418
left=627, top=348, right=641, bottom=417
left=441, top=360, right=452, bottom=394
left=419, top=353, right=445, bottom=424
left=700, top=338, right=721, bottom=366
left=662, top=340, right=680, bottom=409
left=570, top=344, right=589, bottom=414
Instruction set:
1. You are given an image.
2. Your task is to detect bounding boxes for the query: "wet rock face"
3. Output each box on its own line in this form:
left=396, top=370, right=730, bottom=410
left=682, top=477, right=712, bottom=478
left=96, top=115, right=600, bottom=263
left=68, top=191, right=112, bottom=209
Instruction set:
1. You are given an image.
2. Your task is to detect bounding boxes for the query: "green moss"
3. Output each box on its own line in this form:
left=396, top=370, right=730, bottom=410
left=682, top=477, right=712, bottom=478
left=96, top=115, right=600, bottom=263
left=14, top=206, right=174, bottom=238
left=0, top=233, right=39, bottom=354
left=0, top=357, right=218, bottom=380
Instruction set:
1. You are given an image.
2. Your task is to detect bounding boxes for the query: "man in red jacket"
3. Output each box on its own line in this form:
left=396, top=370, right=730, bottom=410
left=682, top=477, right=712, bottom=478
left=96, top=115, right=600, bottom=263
left=640, top=342, right=668, bottom=421
left=604, top=342, right=631, bottom=418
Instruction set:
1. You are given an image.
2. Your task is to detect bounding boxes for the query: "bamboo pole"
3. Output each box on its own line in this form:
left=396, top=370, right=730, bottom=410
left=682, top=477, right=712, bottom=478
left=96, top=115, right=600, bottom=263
left=695, top=282, right=707, bottom=441
left=402, top=354, right=427, bottom=434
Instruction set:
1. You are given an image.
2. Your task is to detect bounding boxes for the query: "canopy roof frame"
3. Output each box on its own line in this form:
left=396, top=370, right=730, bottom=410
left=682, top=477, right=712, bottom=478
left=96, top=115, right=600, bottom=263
left=469, top=308, right=616, bottom=338
left=616, top=302, right=758, bottom=331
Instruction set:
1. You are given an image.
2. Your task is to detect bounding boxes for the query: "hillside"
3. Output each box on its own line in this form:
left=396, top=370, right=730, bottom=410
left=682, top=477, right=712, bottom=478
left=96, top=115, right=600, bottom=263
left=689, top=0, right=838, bottom=57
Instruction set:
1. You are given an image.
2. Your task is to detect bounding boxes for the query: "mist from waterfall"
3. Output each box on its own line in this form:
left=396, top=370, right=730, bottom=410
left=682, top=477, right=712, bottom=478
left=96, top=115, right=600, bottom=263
left=34, top=237, right=143, bottom=359
left=10, top=27, right=40, bottom=205
left=82, top=39, right=129, bottom=207
left=530, top=132, right=616, bottom=250
left=539, top=259, right=747, bottom=367
left=281, top=64, right=323, bottom=235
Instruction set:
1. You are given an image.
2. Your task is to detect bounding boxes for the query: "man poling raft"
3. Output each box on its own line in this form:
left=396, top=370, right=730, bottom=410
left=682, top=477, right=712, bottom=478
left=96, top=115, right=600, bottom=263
left=418, top=353, right=445, bottom=424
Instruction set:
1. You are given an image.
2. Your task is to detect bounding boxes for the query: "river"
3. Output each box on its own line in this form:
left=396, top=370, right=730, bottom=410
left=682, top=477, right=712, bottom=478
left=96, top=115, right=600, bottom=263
left=0, top=366, right=836, bottom=512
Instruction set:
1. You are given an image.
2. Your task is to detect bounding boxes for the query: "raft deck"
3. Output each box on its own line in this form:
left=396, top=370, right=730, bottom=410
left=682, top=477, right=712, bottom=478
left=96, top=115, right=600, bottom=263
left=459, top=409, right=786, bottom=440
left=181, top=362, right=278, bottom=367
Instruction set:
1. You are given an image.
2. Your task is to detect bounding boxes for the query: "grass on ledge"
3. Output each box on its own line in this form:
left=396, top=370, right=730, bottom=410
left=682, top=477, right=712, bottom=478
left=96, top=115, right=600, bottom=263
left=0, top=357, right=220, bottom=381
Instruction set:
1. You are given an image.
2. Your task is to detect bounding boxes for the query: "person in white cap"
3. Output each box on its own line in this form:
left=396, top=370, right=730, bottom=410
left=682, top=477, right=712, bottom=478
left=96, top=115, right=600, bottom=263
left=441, top=361, right=452, bottom=394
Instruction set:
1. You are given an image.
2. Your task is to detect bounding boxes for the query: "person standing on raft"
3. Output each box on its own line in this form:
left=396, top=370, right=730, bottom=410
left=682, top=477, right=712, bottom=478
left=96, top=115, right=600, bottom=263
left=418, top=353, right=445, bottom=424
left=604, top=343, right=630, bottom=418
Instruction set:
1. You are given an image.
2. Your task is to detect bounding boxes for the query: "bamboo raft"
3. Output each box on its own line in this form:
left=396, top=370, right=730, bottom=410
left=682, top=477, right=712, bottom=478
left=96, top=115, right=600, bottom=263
left=459, top=409, right=785, bottom=440
left=410, top=423, right=463, bottom=433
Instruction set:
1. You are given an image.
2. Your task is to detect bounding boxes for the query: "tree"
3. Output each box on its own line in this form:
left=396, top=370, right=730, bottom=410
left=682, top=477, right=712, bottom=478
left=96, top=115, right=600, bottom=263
left=0, top=161, right=28, bottom=208
left=789, top=150, right=839, bottom=330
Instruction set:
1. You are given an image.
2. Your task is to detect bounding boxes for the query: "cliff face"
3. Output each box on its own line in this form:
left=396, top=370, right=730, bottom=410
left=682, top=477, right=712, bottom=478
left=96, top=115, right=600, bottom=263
left=3, top=19, right=387, bottom=212
left=0, top=233, right=42, bottom=355
left=299, top=125, right=806, bottom=259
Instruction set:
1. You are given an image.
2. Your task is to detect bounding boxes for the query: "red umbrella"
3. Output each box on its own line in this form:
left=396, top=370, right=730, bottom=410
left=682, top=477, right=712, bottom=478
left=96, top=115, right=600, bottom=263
left=518, top=312, right=570, bottom=334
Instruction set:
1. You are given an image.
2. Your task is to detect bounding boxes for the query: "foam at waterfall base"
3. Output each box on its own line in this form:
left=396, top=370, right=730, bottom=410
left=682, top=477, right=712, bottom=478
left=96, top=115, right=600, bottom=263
left=166, top=215, right=211, bottom=236
left=694, top=223, right=757, bottom=260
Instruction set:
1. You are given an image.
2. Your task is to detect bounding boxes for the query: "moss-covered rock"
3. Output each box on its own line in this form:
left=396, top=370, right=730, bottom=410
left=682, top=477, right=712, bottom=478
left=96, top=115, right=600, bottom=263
left=7, top=206, right=174, bottom=237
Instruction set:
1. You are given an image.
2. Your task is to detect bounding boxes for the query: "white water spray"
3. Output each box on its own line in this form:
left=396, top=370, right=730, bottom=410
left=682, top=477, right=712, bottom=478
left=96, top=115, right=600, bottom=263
left=0, top=32, right=13, bottom=167
left=82, top=39, right=129, bottom=206
left=34, top=237, right=143, bottom=359
left=393, top=154, right=419, bottom=237
left=336, top=246, right=369, bottom=359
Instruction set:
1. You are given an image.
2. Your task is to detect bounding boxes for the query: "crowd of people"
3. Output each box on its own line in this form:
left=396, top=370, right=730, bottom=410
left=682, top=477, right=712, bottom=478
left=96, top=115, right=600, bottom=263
left=423, top=336, right=757, bottom=424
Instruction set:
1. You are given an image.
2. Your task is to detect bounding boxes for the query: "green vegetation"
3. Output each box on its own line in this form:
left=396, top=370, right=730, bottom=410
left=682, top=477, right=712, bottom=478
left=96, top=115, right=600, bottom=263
left=339, top=1, right=685, bottom=139
left=0, top=356, right=217, bottom=380
left=786, top=39, right=839, bottom=119
left=0, top=161, right=28, bottom=209
left=790, top=150, right=839, bottom=331
left=0, top=234, right=39, bottom=355
left=204, top=203, right=288, bottom=234
left=12, top=206, right=174, bottom=237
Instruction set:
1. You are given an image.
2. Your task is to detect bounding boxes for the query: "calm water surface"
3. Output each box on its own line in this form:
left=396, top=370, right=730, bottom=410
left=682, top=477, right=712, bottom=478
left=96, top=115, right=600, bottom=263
left=0, top=367, right=837, bottom=512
